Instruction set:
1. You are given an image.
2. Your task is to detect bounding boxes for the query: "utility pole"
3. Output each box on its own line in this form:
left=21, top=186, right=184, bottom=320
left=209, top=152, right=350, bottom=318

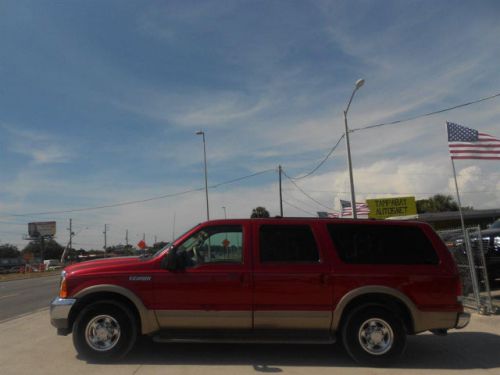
left=154, top=235, right=157, bottom=244
left=278, top=165, right=283, bottom=217
left=125, top=229, right=129, bottom=246
left=172, top=212, right=176, bottom=242
left=40, top=236, right=45, bottom=265
left=103, top=224, right=109, bottom=255
left=342, top=78, right=365, bottom=219
left=68, top=218, right=73, bottom=251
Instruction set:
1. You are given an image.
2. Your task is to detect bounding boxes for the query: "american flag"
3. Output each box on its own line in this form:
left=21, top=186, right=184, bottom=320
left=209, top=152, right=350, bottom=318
left=447, top=122, right=500, bottom=160
left=340, top=199, right=370, bottom=217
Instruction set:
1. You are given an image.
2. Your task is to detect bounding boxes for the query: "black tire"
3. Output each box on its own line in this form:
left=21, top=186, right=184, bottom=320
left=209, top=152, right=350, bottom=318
left=72, top=301, right=137, bottom=361
left=341, top=305, right=406, bottom=366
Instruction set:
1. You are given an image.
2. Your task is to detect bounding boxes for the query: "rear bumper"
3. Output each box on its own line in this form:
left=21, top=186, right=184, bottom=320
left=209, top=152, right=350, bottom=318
left=455, top=312, right=470, bottom=329
left=50, top=297, right=76, bottom=333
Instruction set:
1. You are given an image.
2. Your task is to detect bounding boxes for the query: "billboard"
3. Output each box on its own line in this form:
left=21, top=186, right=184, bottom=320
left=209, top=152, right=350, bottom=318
left=28, top=221, right=56, bottom=238
left=366, top=197, right=417, bottom=219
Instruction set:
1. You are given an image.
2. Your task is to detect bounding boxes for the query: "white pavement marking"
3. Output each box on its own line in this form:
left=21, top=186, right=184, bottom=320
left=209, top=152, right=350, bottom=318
left=0, top=293, right=19, bottom=300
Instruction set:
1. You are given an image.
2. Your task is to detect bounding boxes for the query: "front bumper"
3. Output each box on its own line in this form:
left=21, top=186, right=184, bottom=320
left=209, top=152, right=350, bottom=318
left=50, top=297, right=76, bottom=333
left=455, top=312, right=470, bottom=329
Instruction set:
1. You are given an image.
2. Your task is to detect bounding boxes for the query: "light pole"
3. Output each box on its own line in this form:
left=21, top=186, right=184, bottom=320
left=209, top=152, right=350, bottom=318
left=222, top=206, right=227, bottom=219
left=196, top=130, right=210, bottom=221
left=343, top=78, right=365, bottom=219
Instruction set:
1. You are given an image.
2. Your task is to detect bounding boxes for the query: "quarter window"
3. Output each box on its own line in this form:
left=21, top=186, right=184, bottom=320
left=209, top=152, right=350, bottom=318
left=327, top=224, right=439, bottom=265
left=259, top=225, right=320, bottom=263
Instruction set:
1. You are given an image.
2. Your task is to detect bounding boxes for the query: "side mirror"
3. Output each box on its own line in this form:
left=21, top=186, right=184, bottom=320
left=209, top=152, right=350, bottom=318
left=162, top=249, right=186, bottom=271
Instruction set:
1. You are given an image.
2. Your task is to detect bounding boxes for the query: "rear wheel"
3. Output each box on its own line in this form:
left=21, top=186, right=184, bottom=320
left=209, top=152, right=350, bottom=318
left=341, top=306, right=406, bottom=366
left=73, top=301, right=137, bottom=361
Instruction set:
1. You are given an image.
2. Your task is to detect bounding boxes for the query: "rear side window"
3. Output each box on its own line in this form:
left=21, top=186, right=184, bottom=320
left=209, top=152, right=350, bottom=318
left=260, top=225, right=320, bottom=263
left=327, top=224, right=439, bottom=265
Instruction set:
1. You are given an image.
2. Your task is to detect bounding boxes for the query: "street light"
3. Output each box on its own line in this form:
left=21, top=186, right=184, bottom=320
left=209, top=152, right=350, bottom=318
left=343, top=78, right=365, bottom=219
left=196, top=130, right=210, bottom=221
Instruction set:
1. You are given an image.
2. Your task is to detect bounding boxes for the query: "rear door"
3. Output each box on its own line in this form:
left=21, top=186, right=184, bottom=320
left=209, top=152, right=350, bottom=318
left=252, top=221, right=333, bottom=330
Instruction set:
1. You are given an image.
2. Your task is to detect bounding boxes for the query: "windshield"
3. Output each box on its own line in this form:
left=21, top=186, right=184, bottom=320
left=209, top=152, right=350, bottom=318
left=491, top=220, right=500, bottom=229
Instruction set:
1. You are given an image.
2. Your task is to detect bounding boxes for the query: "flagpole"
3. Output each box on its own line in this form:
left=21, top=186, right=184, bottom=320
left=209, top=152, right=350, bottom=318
left=451, top=158, right=466, bottom=232
left=451, top=156, right=481, bottom=308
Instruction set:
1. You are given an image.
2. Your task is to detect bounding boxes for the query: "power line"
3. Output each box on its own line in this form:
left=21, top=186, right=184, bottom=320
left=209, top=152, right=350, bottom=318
left=282, top=170, right=334, bottom=211
left=285, top=91, right=500, bottom=182
left=291, top=134, right=345, bottom=180
left=282, top=199, right=316, bottom=216
left=1, top=168, right=275, bottom=218
left=282, top=188, right=500, bottom=195
left=350, top=92, right=500, bottom=133
left=0, top=220, right=26, bottom=226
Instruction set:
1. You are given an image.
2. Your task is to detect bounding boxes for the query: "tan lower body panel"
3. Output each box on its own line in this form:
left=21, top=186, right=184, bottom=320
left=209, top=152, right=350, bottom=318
left=413, top=311, right=458, bottom=333
left=155, top=310, right=332, bottom=330
left=155, top=310, right=252, bottom=329
left=254, top=311, right=332, bottom=330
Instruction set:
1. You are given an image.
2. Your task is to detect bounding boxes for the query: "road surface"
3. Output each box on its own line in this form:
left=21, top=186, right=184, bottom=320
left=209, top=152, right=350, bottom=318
left=0, top=275, right=60, bottom=322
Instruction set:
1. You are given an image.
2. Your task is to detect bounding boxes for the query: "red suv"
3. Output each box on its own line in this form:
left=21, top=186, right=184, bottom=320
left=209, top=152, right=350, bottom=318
left=50, top=218, right=469, bottom=365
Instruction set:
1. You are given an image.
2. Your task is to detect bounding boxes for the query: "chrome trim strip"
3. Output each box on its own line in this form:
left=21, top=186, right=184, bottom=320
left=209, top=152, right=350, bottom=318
left=52, top=297, right=76, bottom=306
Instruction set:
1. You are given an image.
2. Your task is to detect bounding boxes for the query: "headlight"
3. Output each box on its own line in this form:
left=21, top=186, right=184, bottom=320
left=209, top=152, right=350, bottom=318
left=494, top=236, right=500, bottom=250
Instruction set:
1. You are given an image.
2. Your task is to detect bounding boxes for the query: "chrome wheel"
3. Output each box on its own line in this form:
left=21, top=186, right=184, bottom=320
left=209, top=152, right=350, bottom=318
left=85, top=314, right=121, bottom=352
left=358, top=318, right=394, bottom=355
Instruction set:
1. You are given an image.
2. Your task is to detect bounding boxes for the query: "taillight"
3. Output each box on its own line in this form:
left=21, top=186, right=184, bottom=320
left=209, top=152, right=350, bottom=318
left=456, top=276, right=463, bottom=302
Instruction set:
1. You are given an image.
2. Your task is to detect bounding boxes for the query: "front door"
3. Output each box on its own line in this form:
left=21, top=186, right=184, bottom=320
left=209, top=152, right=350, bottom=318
left=153, top=223, right=252, bottom=329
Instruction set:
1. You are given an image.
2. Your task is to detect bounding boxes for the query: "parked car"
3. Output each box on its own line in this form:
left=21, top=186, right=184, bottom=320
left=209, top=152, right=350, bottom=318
left=445, top=221, right=500, bottom=286
left=479, top=220, right=500, bottom=285
left=50, top=218, right=469, bottom=366
left=44, top=259, right=63, bottom=271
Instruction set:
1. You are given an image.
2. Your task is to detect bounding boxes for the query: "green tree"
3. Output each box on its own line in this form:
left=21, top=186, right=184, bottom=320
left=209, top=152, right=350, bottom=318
left=416, top=194, right=463, bottom=213
left=0, top=244, right=20, bottom=258
left=251, top=206, right=270, bottom=218
left=22, top=239, right=64, bottom=260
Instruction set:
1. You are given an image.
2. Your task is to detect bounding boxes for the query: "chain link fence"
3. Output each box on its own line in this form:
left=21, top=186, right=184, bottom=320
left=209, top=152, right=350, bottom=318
left=439, top=226, right=497, bottom=314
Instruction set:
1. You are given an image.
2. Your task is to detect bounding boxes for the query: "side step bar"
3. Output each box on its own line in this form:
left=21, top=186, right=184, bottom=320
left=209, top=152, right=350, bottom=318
left=152, top=330, right=336, bottom=345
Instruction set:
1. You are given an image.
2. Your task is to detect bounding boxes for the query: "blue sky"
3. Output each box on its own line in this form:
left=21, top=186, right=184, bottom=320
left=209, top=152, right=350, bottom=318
left=1, top=0, right=500, bottom=250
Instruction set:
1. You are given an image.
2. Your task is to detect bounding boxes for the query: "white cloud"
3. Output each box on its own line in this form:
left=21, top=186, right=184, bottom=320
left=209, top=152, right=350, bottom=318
left=1, top=123, right=73, bottom=165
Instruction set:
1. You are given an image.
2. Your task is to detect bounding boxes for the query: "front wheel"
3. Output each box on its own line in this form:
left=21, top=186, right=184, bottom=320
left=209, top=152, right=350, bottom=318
left=341, top=306, right=406, bottom=366
left=73, top=301, right=137, bottom=361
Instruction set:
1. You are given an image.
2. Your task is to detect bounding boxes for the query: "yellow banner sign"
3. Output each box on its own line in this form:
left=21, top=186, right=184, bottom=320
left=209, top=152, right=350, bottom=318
left=367, top=197, right=417, bottom=219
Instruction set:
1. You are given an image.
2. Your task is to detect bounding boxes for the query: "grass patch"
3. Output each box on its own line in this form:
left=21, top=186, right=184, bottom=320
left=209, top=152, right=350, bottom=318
left=0, top=270, right=60, bottom=282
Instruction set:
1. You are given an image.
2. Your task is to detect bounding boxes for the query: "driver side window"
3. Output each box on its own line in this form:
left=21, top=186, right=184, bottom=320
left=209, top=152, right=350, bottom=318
left=176, top=225, right=243, bottom=268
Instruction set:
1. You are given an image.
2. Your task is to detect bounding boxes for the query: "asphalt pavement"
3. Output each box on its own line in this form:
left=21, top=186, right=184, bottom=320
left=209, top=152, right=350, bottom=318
left=0, top=275, right=60, bottom=322
left=0, top=309, right=499, bottom=375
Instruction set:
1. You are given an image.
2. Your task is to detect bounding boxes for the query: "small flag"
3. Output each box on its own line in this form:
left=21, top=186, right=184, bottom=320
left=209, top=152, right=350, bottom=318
left=340, top=200, right=370, bottom=217
left=447, top=122, right=500, bottom=160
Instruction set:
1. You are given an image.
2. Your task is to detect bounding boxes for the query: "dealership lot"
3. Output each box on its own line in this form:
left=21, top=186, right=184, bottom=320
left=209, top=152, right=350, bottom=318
left=0, top=309, right=499, bottom=375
